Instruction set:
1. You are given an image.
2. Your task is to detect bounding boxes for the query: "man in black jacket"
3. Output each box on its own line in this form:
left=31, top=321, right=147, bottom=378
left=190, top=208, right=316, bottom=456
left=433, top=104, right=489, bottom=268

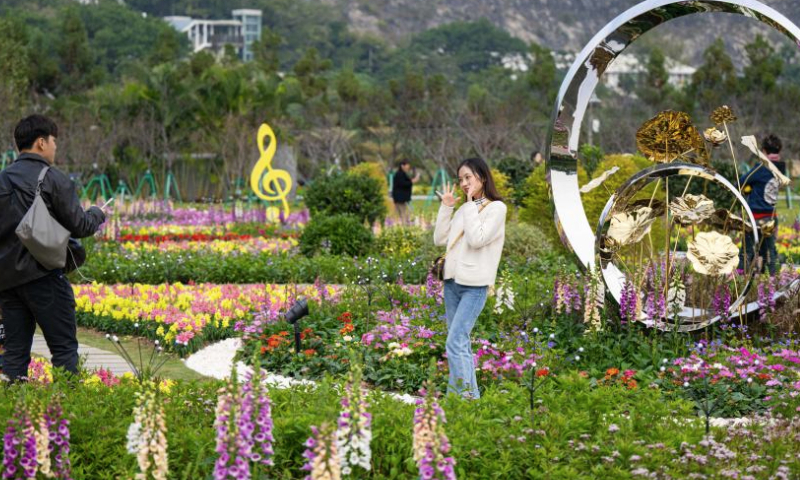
left=391, top=159, right=419, bottom=225
left=0, top=115, right=106, bottom=381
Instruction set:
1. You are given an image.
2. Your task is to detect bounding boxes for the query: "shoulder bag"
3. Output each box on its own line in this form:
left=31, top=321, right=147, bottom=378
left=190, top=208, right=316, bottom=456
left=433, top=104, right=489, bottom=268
left=15, top=166, right=71, bottom=270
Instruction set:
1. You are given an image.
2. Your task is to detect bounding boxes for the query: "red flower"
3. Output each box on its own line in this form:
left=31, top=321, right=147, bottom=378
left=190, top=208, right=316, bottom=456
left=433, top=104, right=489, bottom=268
left=303, top=349, right=316, bottom=357
left=340, top=323, right=355, bottom=335
left=535, top=368, right=550, bottom=378
left=260, top=346, right=267, bottom=355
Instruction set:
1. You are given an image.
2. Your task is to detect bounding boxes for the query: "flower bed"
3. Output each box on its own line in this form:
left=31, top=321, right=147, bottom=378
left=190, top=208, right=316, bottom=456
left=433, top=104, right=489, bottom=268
left=118, top=237, right=297, bottom=255
left=2, top=365, right=798, bottom=479
left=73, top=282, right=339, bottom=355
left=777, top=224, right=800, bottom=264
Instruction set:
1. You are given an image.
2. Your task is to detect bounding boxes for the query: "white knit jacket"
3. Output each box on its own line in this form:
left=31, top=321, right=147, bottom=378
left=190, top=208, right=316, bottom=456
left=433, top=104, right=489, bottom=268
left=433, top=200, right=507, bottom=286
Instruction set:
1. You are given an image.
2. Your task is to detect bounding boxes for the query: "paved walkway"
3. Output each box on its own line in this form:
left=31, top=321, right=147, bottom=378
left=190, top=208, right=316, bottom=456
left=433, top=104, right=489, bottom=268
left=32, top=334, right=134, bottom=375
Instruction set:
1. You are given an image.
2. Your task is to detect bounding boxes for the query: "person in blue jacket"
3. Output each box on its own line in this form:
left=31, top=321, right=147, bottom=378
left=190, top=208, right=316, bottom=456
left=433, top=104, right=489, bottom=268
left=738, top=134, right=785, bottom=275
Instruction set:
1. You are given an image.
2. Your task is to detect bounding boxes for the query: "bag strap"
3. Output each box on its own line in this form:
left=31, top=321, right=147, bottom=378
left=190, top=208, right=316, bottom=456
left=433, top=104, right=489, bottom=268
left=35, top=166, right=50, bottom=195
left=442, top=200, right=493, bottom=259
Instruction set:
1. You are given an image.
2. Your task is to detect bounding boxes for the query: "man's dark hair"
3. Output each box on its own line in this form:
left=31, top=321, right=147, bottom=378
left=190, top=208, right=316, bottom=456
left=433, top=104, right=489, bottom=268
left=397, top=159, right=410, bottom=169
left=14, top=115, right=58, bottom=151
left=762, top=134, right=782, bottom=155
left=457, top=157, right=503, bottom=202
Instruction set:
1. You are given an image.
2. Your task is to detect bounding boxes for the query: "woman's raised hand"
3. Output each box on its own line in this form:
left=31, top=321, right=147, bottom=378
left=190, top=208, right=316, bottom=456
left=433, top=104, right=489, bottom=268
left=436, top=181, right=458, bottom=207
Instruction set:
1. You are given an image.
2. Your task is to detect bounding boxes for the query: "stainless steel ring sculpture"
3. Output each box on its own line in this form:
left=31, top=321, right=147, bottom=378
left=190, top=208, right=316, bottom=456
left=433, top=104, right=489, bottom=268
left=546, top=0, right=800, bottom=270
left=546, top=0, right=800, bottom=329
left=596, top=163, right=758, bottom=331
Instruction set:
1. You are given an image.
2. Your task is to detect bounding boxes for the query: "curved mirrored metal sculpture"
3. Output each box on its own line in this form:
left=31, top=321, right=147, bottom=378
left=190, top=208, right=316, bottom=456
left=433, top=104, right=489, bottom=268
left=596, top=163, right=758, bottom=332
left=546, top=0, right=800, bottom=330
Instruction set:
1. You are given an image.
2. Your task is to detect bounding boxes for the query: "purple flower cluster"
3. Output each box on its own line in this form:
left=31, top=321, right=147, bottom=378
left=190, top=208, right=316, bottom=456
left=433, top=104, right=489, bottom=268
left=45, top=403, right=72, bottom=480
left=412, top=390, right=456, bottom=480
left=619, top=281, right=639, bottom=324
left=712, top=284, right=731, bottom=320
left=361, top=309, right=440, bottom=350
left=2, top=409, right=37, bottom=479
left=553, top=277, right=582, bottom=315
left=119, top=203, right=309, bottom=228
left=214, top=387, right=250, bottom=480
left=757, top=276, right=777, bottom=317
left=425, top=273, right=443, bottom=304
left=474, top=340, right=540, bottom=379
left=214, top=370, right=275, bottom=480
left=242, top=372, right=275, bottom=467
left=643, top=289, right=666, bottom=323
left=302, top=424, right=340, bottom=480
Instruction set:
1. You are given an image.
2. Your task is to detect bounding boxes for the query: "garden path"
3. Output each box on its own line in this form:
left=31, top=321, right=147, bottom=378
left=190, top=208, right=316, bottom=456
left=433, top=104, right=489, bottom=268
left=31, top=334, right=134, bottom=375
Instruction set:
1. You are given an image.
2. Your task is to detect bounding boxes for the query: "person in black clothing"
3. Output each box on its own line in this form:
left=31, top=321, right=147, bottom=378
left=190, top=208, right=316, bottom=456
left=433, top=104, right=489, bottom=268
left=0, top=115, right=106, bottom=381
left=738, top=134, right=785, bottom=275
left=391, top=160, right=420, bottom=225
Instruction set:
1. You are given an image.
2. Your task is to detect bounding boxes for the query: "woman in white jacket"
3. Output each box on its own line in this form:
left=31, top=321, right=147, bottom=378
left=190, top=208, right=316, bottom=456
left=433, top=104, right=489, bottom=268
left=434, top=157, right=506, bottom=399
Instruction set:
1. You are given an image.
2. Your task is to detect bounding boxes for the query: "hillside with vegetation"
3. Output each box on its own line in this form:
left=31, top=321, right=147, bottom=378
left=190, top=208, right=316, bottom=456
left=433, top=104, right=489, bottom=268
left=1, top=0, right=800, bottom=199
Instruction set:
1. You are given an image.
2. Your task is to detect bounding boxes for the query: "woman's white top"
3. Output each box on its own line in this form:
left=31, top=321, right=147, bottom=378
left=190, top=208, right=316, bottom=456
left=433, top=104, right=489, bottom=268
left=433, top=200, right=507, bottom=286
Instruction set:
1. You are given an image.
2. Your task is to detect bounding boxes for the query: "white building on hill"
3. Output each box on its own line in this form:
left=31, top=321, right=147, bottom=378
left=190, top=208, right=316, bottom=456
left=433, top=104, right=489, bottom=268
left=164, top=9, right=262, bottom=62
left=604, top=54, right=696, bottom=93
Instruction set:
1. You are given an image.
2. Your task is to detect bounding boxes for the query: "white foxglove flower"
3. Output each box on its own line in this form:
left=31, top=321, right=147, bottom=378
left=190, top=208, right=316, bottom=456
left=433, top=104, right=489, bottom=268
left=126, top=422, right=142, bottom=455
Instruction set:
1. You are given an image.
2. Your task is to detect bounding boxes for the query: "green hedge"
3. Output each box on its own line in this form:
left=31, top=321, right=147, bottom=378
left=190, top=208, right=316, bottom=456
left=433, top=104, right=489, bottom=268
left=78, top=245, right=431, bottom=284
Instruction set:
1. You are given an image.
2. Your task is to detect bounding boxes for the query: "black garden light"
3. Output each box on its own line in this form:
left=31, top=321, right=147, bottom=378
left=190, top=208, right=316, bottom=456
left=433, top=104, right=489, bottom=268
left=283, top=298, right=309, bottom=353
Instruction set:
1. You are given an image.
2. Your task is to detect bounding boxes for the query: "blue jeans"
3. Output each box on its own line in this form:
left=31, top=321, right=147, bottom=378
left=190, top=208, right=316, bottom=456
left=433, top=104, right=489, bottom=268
left=443, top=280, right=488, bottom=399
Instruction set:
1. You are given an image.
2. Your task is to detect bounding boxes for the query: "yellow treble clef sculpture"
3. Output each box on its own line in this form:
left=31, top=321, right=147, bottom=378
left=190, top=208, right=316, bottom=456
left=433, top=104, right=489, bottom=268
left=250, top=122, right=292, bottom=221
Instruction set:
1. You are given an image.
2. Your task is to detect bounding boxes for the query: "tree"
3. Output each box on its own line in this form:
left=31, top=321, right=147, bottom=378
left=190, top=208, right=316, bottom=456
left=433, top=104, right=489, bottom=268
left=149, top=27, right=183, bottom=66
left=688, top=38, right=738, bottom=111
left=58, top=7, right=95, bottom=93
left=293, top=47, right=332, bottom=100
left=0, top=17, right=29, bottom=149
left=637, top=47, right=673, bottom=108
left=742, top=35, right=783, bottom=93
left=254, top=27, right=282, bottom=74
left=528, top=42, right=557, bottom=117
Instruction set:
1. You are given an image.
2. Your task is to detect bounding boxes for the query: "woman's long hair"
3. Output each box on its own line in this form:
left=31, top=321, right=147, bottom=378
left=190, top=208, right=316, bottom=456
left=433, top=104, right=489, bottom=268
left=457, top=157, right=503, bottom=202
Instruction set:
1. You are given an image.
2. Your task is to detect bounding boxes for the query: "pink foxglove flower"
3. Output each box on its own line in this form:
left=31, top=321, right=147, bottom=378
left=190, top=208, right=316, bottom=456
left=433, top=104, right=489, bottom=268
left=302, top=424, right=341, bottom=480
left=412, top=386, right=456, bottom=480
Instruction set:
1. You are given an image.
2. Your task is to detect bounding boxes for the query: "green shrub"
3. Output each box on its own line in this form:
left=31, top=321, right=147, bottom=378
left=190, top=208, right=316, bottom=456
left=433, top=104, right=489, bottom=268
left=495, top=157, right=532, bottom=207
left=491, top=168, right=514, bottom=218
left=374, top=225, right=427, bottom=257
left=579, top=143, right=605, bottom=176
left=350, top=161, right=393, bottom=214
left=80, top=244, right=432, bottom=284
left=299, top=214, right=374, bottom=257
left=502, top=222, right=555, bottom=264
left=495, top=155, right=534, bottom=188
left=304, top=171, right=387, bottom=224
left=519, top=164, right=587, bottom=247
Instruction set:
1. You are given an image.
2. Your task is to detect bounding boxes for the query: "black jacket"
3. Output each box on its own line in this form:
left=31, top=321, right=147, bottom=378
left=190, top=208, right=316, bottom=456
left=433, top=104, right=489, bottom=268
left=0, top=154, right=105, bottom=291
left=392, top=169, right=413, bottom=203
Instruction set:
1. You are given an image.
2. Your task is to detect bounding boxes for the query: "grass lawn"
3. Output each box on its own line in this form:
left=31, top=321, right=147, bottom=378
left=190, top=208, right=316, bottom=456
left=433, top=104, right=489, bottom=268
left=74, top=327, right=208, bottom=381
left=32, top=326, right=209, bottom=381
